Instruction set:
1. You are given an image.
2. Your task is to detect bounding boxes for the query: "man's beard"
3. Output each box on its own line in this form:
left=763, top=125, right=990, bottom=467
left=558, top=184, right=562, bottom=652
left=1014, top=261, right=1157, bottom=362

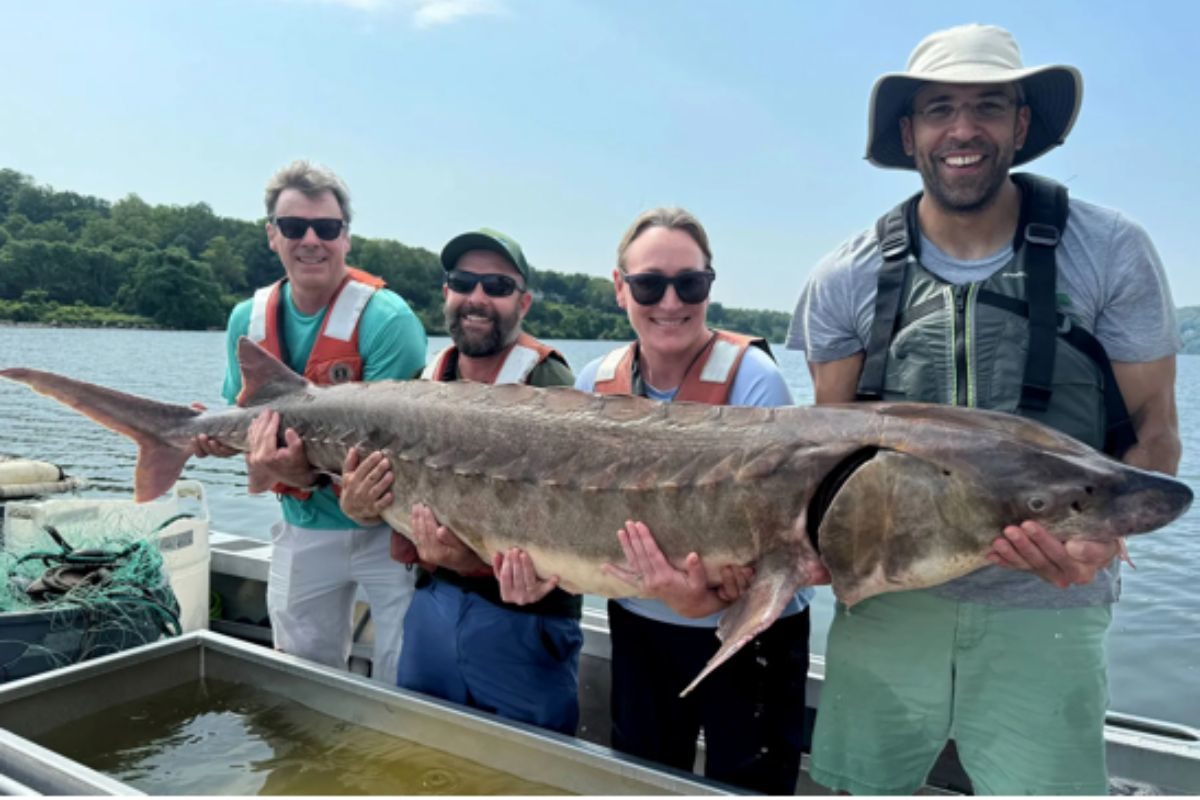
left=446, top=302, right=520, bottom=357
left=916, top=137, right=1015, bottom=214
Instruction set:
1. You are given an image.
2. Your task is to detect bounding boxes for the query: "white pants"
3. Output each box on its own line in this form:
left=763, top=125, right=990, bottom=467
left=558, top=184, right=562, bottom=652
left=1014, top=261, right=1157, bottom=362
left=267, top=521, right=416, bottom=684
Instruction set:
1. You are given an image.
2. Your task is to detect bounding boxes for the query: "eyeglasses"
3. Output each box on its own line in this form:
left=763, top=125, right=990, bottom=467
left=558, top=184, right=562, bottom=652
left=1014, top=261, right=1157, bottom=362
left=445, top=269, right=525, bottom=298
left=913, top=97, right=1018, bottom=126
left=620, top=270, right=715, bottom=305
left=273, top=217, right=346, bottom=241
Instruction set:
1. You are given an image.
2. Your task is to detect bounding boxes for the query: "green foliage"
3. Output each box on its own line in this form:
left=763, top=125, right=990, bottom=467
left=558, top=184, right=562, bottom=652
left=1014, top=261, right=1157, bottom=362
left=117, top=248, right=226, bottom=330
left=0, top=296, right=150, bottom=327
left=201, top=236, right=247, bottom=291
left=707, top=302, right=791, bottom=343
left=0, top=168, right=794, bottom=338
left=0, top=169, right=32, bottom=217
left=0, top=239, right=129, bottom=306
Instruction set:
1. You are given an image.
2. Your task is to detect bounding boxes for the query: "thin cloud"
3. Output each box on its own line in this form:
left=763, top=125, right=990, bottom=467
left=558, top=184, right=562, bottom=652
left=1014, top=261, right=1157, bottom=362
left=294, top=0, right=506, bottom=27
left=413, top=0, right=504, bottom=28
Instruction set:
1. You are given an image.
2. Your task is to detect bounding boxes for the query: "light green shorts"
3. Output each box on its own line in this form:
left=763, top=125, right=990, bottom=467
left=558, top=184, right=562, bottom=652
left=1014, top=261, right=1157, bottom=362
left=810, top=590, right=1111, bottom=795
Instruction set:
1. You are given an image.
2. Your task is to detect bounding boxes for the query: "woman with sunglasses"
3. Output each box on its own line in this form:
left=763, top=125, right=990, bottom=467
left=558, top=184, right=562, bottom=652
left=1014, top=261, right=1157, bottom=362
left=571, top=207, right=813, bottom=794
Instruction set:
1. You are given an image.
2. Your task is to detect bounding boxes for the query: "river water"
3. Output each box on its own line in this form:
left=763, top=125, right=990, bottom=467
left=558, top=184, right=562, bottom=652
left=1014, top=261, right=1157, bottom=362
left=0, top=326, right=1197, bottom=730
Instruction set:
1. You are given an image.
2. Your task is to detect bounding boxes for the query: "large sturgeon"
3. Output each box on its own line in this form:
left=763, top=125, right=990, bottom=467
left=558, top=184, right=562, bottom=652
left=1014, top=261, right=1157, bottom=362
left=1, top=338, right=1191, bottom=692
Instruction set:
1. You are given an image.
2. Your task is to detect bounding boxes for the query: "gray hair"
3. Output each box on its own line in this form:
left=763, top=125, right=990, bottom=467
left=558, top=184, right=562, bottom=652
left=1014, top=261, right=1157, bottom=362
left=616, top=207, right=714, bottom=272
left=264, top=160, right=353, bottom=223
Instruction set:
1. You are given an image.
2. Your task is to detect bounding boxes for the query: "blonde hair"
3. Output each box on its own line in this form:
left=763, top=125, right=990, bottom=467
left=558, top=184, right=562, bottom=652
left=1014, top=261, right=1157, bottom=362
left=616, top=207, right=713, bottom=272
left=264, top=160, right=353, bottom=223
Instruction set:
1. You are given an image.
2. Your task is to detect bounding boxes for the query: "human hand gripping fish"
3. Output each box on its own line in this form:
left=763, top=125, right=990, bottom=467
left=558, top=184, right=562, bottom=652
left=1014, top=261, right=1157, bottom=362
left=188, top=404, right=239, bottom=459
left=407, top=503, right=491, bottom=574
left=243, top=409, right=317, bottom=494
left=494, top=548, right=560, bottom=606
left=603, top=521, right=763, bottom=618
left=987, top=520, right=1127, bottom=589
left=337, top=449, right=415, bottom=566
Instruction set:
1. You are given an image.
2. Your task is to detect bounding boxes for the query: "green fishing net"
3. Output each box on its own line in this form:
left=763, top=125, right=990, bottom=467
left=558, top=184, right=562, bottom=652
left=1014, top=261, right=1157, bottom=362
left=0, top=515, right=182, bottom=680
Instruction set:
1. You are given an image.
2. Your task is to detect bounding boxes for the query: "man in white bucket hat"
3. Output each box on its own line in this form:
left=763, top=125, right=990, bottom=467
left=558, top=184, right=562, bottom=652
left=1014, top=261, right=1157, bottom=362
left=787, top=23, right=1181, bottom=795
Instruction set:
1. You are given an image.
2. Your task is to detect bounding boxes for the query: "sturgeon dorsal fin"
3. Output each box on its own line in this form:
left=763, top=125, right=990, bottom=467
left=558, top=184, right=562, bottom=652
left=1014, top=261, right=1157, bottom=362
left=235, top=336, right=311, bottom=407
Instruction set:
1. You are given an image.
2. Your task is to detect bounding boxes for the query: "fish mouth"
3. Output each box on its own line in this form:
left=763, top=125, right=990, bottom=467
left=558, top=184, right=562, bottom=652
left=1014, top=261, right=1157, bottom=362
left=807, top=446, right=884, bottom=553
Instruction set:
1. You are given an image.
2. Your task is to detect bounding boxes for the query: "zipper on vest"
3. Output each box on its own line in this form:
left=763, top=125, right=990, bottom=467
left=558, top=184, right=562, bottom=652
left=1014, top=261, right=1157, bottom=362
left=965, top=283, right=981, bottom=407
left=952, top=284, right=972, bottom=406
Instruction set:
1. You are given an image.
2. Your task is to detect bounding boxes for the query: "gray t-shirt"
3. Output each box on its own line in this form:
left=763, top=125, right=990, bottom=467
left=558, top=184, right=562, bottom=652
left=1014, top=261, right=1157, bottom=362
left=787, top=195, right=1180, bottom=608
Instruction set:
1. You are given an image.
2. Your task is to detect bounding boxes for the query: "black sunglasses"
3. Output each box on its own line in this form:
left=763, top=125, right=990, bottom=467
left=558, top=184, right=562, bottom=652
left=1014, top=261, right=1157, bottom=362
left=445, top=269, right=525, bottom=298
left=621, top=270, right=715, bottom=305
left=273, top=217, right=346, bottom=241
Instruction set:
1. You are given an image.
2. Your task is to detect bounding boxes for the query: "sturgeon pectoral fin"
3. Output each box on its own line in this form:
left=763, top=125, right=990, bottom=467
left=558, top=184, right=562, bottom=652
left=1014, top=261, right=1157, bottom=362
left=679, top=547, right=809, bottom=697
left=819, top=450, right=989, bottom=605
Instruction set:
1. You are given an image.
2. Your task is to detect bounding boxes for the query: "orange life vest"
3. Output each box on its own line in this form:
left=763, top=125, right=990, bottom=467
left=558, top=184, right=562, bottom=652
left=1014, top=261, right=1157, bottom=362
left=591, top=329, right=771, bottom=403
left=422, top=332, right=564, bottom=385
left=243, top=267, right=385, bottom=499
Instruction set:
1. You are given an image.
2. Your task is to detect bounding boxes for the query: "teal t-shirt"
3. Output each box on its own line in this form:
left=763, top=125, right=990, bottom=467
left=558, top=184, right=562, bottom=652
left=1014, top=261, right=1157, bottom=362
left=221, top=281, right=427, bottom=529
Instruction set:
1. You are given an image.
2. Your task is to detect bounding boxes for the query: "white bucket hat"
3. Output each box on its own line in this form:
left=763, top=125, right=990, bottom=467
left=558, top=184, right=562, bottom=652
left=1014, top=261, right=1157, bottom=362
left=866, top=23, right=1083, bottom=170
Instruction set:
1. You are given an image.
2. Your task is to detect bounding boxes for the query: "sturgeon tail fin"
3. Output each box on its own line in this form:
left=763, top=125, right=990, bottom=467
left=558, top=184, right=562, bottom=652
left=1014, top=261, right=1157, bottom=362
left=0, top=368, right=200, bottom=502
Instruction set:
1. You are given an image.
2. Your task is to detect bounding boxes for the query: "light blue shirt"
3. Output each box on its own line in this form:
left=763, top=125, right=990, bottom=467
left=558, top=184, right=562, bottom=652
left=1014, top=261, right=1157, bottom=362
left=575, top=344, right=814, bottom=628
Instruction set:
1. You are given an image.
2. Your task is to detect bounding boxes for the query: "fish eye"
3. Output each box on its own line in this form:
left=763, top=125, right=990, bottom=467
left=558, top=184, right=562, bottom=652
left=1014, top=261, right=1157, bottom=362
left=1027, top=496, right=1048, bottom=513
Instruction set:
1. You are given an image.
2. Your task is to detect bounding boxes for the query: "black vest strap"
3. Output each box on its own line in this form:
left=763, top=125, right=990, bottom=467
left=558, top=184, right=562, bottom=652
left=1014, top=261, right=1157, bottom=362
left=857, top=194, right=920, bottom=400
left=972, top=289, right=1137, bottom=457
left=1060, top=327, right=1139, bottom=458
left=1011, top=173, right=1068, bottom=413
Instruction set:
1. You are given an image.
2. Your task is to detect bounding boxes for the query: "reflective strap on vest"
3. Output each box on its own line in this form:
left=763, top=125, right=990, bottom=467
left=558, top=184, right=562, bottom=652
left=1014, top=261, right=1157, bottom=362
left=324, top=280, right=376, bottom=342
left=698, top=337, right=742, bottom=384
left=422, top=343, right=545, bottom=385
left=248, top=285, right=274, bottom=343
left=595, top=345, right=631, bottom=383
left=494, top=345, right=542, bottom=385
left=421, top=347, right=452, bottom=380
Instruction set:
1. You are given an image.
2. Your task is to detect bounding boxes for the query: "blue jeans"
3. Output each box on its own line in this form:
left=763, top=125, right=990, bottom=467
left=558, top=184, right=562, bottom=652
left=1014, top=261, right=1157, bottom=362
left=396, top=576, right=582, bottom=735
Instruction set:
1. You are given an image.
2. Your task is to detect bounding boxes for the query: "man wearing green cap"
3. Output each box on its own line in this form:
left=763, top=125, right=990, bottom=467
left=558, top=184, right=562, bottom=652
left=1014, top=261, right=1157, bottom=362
left=339, top=229, right=584, bottom=735
left=788, top=23, right=1180, bottom=795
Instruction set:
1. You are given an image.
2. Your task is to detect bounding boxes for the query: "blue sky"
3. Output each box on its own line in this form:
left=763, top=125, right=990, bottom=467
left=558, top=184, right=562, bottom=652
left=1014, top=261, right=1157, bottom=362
left=1, top=1, right=1195, bottom=314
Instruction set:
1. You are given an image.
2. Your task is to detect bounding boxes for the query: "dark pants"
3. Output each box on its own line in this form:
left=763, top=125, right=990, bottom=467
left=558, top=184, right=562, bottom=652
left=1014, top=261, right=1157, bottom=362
left=397, top=577, right=583, bottom=736
left=608, top=601, right=810, bottom=794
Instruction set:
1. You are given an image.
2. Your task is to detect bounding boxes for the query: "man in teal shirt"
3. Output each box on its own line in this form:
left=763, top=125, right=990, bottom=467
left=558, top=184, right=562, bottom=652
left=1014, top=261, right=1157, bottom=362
left=197, top=160, right=426, bottom=682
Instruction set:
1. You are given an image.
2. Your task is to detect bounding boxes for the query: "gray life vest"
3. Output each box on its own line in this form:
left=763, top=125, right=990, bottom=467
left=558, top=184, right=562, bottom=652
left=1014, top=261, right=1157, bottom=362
left=856, top=173, right=1136, bottom=457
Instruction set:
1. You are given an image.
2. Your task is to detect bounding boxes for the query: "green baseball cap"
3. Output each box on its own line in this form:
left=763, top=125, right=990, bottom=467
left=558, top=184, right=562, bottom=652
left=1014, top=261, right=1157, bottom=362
left=440, top=228, right=531, bottom=283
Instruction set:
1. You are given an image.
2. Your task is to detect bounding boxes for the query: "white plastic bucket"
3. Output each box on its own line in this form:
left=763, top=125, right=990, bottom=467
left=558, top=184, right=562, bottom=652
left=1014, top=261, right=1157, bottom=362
left=1, top=481, right=211, bottom=634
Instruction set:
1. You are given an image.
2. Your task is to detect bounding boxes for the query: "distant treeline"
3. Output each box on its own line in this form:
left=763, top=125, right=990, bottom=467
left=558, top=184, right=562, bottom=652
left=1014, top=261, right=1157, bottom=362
left=0, top=169, right=792, bottom=342
left=1176, top=307, right=1200, bottom=355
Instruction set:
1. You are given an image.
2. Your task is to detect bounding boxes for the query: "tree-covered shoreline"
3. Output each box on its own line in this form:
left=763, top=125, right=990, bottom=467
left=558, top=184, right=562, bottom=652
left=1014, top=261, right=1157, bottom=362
left=0, top=169, right=792, bottom=342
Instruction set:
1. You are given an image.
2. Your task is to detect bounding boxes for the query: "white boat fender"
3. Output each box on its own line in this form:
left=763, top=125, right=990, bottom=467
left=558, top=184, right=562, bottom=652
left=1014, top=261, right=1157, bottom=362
left=0, top=460, right=63, bottom=487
